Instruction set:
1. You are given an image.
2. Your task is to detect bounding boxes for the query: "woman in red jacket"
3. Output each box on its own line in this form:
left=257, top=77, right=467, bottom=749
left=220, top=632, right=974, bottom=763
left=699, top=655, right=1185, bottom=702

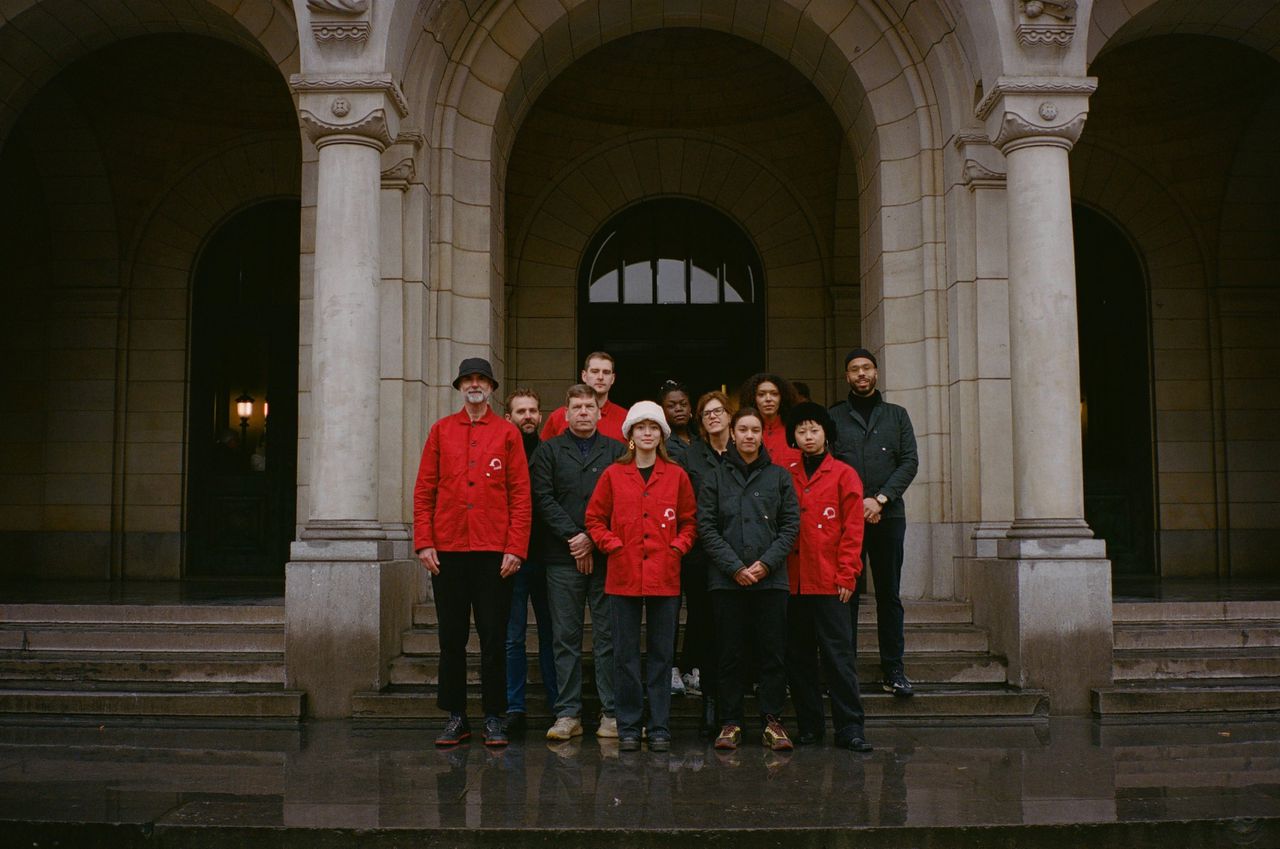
left=783, top=402, right=872, bottom=752
left=586, top=401, right=698, bottom=752
left=738, top=372, right=801, bottom=468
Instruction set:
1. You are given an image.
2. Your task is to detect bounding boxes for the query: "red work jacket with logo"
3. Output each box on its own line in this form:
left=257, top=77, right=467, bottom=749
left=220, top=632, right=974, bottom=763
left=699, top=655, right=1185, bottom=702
left=761, top=416, right=801, bottom=469
left=785, top=452, right=864, bottom=595
left=413, top=407, right=532, bottom=559
left=541, top=400, right=626, bottom=443
left=585, top=458, right=698, bottom=597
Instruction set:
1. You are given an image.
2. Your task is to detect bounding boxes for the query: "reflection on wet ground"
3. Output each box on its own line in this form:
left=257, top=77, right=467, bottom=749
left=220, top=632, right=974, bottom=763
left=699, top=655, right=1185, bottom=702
left=0, top=718, right=1276, bottom=837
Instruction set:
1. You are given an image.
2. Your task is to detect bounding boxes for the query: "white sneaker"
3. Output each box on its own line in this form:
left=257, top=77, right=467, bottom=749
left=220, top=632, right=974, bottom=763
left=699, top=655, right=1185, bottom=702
left=682, top=668, right=701, bottom=696
left=671, top=667, right=686, bottom=696
left=596, top=715, right=618, bottom=738
left=546, top=716, right=583, bottom=741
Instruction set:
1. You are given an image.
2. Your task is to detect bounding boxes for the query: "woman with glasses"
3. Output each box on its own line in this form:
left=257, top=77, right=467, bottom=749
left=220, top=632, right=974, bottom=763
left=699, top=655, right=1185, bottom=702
left=671, top=390, right=734, bottom=736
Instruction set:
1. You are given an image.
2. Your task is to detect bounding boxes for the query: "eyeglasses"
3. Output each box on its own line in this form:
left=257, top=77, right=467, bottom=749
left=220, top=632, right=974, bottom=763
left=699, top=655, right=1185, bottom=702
left=701, top=407, right=726, bottom=419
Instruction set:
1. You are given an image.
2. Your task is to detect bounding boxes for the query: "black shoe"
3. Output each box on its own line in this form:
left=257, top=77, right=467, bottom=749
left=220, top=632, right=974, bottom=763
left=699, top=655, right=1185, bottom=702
left=503, top=711, right=527, bottom=735
left=619, top=737, right=641, bottom=752
left=483, top=716, right=508, bottom=747
left=796, top=730, right=823, bottom=746
left=836, top=734, right=873, bottom=753
left=436, top=714, right=471, bottom=747
left=883, top=671, right=914, bottom=698
left=700, top=697, right=718, bottom=739
left=648, top=734, right=671, bottom=752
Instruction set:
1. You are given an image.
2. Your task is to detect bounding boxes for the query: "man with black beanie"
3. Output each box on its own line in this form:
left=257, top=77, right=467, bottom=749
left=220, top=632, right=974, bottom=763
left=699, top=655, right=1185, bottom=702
left=829, top=348, right=919, bottom=697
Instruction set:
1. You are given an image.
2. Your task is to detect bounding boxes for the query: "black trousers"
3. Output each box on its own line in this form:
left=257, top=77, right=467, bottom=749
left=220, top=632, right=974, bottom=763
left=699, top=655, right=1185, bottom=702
left=432, top=551, right=513, bottom=718
left=712, top=588, right=788, bottom=725
left=851, top=517, right=907, bottom=676
left=787, top=594, right=866, bottom=739
left=676, top=553, right=716, bottom=694
left=611, top=595, right=680, bottom=739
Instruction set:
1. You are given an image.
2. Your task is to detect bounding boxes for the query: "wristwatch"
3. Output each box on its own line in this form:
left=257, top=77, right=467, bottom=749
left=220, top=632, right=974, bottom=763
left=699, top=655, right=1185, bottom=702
left=874, top=493, right=889, bottom=506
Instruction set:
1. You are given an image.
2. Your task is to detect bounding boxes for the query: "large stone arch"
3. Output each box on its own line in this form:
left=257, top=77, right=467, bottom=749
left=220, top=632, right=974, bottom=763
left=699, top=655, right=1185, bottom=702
left=1086, top=0, right=1280, bottom=63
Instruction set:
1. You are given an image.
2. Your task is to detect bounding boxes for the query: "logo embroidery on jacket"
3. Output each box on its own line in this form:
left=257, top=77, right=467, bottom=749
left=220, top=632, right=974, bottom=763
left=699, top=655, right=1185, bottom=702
left=489, top=458, right=503, bottom=471
left=822, top=506, right=837, bottom=519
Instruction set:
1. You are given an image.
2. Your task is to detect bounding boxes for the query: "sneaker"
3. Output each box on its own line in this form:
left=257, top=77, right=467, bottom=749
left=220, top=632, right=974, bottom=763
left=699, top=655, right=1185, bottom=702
left=762, top=715, right=794, bottom=751
left=483, top=716, right=508, bottom=747
left=619, top=737, right=642, bottom=752
left=796, top=730, right=823, bottom=746
left=835, top=734, right=873, bottom=753
left=546, top=716, right=583, bottom=741
left=671, top=667, right=686, bottom=696
left=595, top=715, right=618, bottom=738
left=435, top=714, right=471, bottom=747
left=883, top=671, right=914, bottom=698
left=503, top=711, right=526, bottom=735
left=648, top=733, right=671, bottom=752
left=714, top=723, right=742, bottom=751
left=682, top=668, right=702, bottom=696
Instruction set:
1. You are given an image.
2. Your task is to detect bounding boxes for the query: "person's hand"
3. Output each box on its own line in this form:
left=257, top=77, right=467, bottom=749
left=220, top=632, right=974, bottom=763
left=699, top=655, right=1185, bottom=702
left=500, top=553, right=522, bottom=578
left=416, top=547, right=440, bottom=575
left=746, top=560, right=769, bottom=582
left=567, top=532, right=593, bottom=559
left=734, top=566, right=758, bottom=586
left=836, top=585, right=853, bottom=604
left=863, top=497, right=883, bottom=522
left=575, top=553, right=594, bottom=575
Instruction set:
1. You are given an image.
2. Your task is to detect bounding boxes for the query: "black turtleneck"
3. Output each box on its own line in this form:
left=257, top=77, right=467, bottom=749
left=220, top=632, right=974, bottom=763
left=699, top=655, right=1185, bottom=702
left=847, top=389, right=882, bottom=426
left=520, top=429, right=540, bottom=461
left=802, top=451, right=825, bottom=478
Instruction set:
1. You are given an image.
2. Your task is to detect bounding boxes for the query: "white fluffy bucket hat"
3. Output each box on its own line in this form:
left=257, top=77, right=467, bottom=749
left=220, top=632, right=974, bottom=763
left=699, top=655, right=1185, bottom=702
left=621, top=400, right=671, bottom=440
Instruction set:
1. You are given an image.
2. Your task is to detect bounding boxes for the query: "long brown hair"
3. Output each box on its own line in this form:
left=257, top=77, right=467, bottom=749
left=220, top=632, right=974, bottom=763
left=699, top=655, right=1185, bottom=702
left=738, top=372, right=799, bottom=420
left=615, top=422, right=673, bottom=466
left=695, top=390, right=735, bottom=440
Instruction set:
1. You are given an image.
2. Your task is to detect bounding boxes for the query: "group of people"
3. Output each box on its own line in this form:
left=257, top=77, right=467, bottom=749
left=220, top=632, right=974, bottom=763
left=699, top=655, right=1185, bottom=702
left=412, top=349, right=918, bottom=754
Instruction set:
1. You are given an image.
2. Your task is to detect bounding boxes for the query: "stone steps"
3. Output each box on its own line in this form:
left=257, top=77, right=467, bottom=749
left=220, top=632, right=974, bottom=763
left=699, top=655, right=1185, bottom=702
left=0, top=601, right=302, bottom=722
left=1095, top=599, right=1280, bottom=720
left=351, top=683, right=1050, bottom=723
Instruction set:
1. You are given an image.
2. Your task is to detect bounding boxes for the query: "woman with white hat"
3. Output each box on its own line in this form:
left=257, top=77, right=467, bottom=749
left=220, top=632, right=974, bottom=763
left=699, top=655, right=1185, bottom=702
left=585, top=401, right=698, bottom=752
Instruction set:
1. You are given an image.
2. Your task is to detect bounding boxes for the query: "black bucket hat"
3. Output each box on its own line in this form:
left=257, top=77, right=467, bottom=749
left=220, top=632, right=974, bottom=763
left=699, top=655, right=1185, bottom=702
left=452, top=357, right=498, bottom=390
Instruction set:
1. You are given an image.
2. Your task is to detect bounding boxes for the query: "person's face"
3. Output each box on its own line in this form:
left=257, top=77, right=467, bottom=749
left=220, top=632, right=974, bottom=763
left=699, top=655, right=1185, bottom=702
left=630, top=420, right=663, bottom=452
left=505, top=395, right=541, bottom=434
left=733, top=415, right=763, bottom=455
left=846, top=358, right=878, bottom=396
left=581, top=358, right=616, bottom=396
left=567, top=395, right=600, bottom=436
left=793, top=421, right=826, bottom=457
left=459, top=373, right=495, bottom=405
left=700, top=399, right=728, bottom=436
left=662, top=391, right=691, bottom=428
left=755, top=381, right=781, bottom=418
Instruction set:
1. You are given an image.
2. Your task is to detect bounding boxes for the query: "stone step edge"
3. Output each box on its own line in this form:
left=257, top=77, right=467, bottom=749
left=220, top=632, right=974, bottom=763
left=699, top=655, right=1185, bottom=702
left=1112, top=601, right=1280, bottom=623
left=0, top=689, right=305, bottom=718
left=1092, top=685, right=1280, bottom=719
left=0, top=604, right=285, bottom=625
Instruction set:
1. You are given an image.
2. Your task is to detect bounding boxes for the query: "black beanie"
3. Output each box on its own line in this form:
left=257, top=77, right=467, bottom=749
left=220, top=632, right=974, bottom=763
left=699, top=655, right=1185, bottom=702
left=844, top=348, right=878, bottom=369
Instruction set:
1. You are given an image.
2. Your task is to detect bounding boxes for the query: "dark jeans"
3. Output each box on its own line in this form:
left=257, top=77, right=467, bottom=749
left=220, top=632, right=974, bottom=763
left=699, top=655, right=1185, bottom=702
left=787, top=594, right=866, bottom=739
left=611, top=594, right=679, bottom=739
left=505, top=559, right=558, bottom=713
left=711, top=588, right=788, bottom=725
left=676, top=553, right=716, bottom=695
left=852, top=517, right=907, bottom=676
left=432, top=551, right=513, bottom=718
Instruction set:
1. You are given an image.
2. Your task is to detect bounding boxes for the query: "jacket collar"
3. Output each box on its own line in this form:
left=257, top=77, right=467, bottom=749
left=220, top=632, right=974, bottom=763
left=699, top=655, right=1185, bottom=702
left=791, top=451, right=834, bottom=483
left=622, top=456, right=670, bottom=486
left=556, top=429, right=611, bottom=467
left=453, top=406, right=496, bottom=425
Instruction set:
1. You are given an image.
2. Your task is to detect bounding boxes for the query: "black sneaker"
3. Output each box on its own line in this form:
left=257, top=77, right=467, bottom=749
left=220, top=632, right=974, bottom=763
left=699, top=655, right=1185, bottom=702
left=835, top=734, right=873, bottom=753
left=436, top=714, right=471, bottom=747
left=503, top=711, right=527, bottom=735
left=883, top=671, right=914, bottom=698
left=483, top=716, right=508, bottom=747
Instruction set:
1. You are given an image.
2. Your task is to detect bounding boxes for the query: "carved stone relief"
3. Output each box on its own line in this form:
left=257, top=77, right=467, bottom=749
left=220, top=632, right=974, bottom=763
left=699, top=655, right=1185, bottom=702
left=309, top=0, right=371, bottom=44
left=1015, top=0, right=1076, bottom=46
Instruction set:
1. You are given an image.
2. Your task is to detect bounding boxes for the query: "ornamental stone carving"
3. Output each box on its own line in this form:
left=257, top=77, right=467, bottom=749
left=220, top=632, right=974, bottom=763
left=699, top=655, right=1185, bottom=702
left=954, top=130, right=1006, bottom=189
left=1016, top=0, right=1076, bottom=46
left=307, top=0, right=369, bottom=11
left=976, top=76, right=1095, bottom=154
left=308, top=0, right=371, bottom=44
left=300, top=108, right=395, bottom=150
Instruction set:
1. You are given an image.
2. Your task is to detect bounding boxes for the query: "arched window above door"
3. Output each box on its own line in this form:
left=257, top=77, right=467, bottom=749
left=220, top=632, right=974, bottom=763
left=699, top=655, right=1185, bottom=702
left=584, top=198, right=760, bottom=305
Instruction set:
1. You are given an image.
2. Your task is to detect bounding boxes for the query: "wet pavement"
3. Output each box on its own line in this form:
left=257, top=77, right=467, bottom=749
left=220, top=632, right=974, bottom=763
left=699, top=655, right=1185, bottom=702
left=0, top=717, right=1276, bottom=847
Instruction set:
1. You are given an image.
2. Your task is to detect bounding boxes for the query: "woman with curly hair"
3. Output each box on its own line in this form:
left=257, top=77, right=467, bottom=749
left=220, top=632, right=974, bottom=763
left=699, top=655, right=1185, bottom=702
left=738, top=372, right=800, bottom=468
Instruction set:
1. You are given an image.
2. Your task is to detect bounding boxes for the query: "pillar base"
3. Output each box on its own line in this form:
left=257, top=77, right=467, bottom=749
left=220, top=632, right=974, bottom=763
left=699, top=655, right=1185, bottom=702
left=285, top=552, right=416, bottom=718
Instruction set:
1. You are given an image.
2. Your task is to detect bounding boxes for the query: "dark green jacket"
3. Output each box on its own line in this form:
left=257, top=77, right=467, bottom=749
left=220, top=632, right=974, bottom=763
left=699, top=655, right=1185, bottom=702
left=828, top=392, right=918, bottom=520
left=697, top=446, right=800, bottom=592
left=673, top=436, right=727, bottom=566
left=530, top=432, right=625, bottom=566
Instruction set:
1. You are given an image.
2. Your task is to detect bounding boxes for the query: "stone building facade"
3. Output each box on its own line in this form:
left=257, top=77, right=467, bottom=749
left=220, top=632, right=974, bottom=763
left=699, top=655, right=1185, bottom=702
left=0, top=0, right=1277, bottom=716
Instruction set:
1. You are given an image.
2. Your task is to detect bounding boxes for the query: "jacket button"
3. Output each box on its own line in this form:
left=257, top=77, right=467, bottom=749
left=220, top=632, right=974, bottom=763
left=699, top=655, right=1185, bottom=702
left=468, top=482, right=474, bottom=487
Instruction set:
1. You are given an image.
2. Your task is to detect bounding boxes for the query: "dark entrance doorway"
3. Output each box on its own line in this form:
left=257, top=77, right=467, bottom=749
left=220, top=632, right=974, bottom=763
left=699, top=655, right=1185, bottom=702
left=186, top=200, right=299, bottom=578
left=578, top=198, right=765, bottom=404
left=1074, top=203, right=1156, bottom=575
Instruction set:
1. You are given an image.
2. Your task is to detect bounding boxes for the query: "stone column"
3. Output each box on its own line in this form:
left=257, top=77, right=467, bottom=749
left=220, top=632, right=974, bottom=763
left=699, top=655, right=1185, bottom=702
left=285, top=78, right=416, bottom=718
left=969, top=78, right=1113, bottom=715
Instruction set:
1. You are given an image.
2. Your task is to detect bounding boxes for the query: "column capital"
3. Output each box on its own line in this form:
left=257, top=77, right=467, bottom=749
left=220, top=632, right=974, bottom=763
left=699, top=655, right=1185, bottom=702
left=976, top=76, right=1096, bottom=154
left=954, top=130, right=1006, bottom=189
left=291, top=73, right=408, bottom=150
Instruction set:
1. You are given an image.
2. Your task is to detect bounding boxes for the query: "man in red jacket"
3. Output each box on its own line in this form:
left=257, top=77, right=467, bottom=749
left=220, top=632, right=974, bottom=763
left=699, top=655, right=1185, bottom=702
left=414, top=357, right=532, bottom=748
left=540, top=351, right=627, bottom=442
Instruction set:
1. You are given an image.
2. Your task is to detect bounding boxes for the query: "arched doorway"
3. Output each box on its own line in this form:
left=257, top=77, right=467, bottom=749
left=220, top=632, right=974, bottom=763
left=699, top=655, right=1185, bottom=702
left=1074, top=203, right=1156, bottom=575
left=186, top=200, right=299, bottom=578
left=578, top=198, right=766, bottom=403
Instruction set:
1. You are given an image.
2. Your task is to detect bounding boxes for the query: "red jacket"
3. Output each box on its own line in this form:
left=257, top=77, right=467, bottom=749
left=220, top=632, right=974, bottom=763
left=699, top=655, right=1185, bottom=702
left=413, top=407, right=532, bottom=558
left=541, top=400, right=626, bottom=443
left=785, top=453, right=864, bottom=595
left=585, top=458, right=698, bottom=596
left=761, top=416, right=801, bottom=468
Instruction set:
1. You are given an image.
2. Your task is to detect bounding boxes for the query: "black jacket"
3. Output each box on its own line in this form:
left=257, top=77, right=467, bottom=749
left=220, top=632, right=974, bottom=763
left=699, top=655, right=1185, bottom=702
left=697, top=445, right=800, bottom=592
left=530, top=431, right=626, bottom=566
left=829, top=392, right=918, bottom=520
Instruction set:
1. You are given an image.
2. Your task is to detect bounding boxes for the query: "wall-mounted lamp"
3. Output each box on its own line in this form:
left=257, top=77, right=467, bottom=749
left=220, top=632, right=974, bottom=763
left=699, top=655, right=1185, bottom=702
left=236, top=391, right=254, bottom=447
